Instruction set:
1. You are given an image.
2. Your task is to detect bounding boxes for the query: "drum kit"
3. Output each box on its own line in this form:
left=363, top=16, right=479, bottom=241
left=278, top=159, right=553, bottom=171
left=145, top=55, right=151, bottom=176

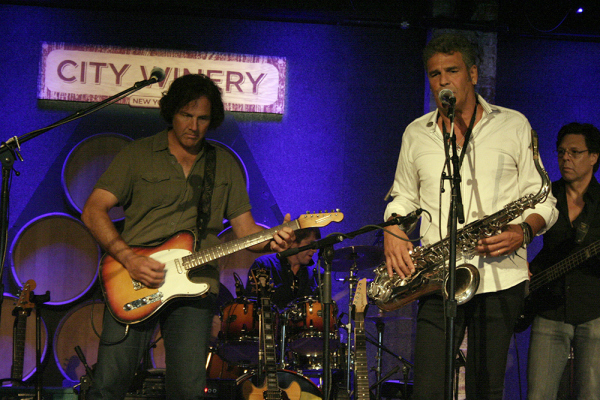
left=209, top=244, right=412, bottom=399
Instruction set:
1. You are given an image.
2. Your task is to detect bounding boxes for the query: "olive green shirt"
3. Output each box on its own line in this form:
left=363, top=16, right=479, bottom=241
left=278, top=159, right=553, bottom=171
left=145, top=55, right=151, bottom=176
left=95, top=130, right=251, bottom=293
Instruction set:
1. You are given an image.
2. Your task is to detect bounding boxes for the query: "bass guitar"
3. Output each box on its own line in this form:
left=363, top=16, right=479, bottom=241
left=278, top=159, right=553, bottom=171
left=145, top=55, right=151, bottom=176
left=241, top=269, right=301, bottom=400
left=11, top=279, right=36, bottom=383
left=101, top=211, right=343, bottom=324
left=515, top=238, right=600, bottom=332
left=353, top=278, right=370, bottom=400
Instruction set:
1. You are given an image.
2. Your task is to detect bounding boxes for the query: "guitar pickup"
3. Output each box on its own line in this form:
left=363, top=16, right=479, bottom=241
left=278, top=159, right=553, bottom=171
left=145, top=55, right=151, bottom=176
left=123, top=292, right=163, bottom=311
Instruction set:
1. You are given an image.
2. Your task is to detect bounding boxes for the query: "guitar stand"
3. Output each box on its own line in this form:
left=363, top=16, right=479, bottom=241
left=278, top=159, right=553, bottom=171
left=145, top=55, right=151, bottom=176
left=31, top=290, right=51, bottom=400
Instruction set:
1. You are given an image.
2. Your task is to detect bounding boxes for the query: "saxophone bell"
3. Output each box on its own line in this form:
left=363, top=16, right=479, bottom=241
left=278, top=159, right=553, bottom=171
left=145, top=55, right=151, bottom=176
left=443, top=263, right=480, bottom=305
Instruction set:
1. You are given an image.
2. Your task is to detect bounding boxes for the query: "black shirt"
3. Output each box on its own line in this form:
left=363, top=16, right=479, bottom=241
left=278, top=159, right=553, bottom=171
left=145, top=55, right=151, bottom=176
left=530, top=177, right=600, bottom=325
left=244, top=253, right=322, bottom=310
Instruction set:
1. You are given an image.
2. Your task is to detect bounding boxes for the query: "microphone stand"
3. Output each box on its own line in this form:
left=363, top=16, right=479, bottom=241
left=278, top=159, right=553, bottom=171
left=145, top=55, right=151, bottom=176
left=278, top=212, right=422, bottom=400
left=442, top=101, right=464, bottom=400
left=0, top=76, right=162, bottom=329
left=364, top=335, right=413, bottom=399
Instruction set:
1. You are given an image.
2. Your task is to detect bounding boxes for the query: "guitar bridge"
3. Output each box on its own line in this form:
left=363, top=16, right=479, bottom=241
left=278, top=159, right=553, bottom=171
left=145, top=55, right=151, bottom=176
left=123, top=292, right=163, bottom=311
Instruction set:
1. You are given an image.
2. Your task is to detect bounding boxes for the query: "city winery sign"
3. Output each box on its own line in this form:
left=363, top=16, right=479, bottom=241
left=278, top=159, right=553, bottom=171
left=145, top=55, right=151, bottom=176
left=38, top=42, right=287, bottom=114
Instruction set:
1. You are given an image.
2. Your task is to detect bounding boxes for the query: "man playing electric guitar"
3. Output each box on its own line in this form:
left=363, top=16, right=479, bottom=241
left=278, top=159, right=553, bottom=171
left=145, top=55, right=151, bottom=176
left=527, top=123, right=600, bottom=400
left=81, top=74, right=295, bottom=400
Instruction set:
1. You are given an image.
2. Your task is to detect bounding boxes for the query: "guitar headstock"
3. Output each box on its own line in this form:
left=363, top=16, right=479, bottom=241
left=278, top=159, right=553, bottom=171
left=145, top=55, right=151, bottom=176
left=15, top=279, right=36, bottom=311
left=298, top=210, right=344, bottom=228
left=353, top=278, right=368, bottom=314
left=249, top=268, right=272, bottom=297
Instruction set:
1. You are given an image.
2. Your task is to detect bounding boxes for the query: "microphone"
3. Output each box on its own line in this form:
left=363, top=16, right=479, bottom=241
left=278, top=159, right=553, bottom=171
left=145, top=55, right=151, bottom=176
left=134, top=67, right=166, bottom=88
left=74, top=345, right=94, bottom=380
left=148, top=67, right=166, bottom=83
left=398, top=208, right=423, bottom=234
left=233, top=272, right=245, bottom=298
left=438, top=89, right=456, bottom=107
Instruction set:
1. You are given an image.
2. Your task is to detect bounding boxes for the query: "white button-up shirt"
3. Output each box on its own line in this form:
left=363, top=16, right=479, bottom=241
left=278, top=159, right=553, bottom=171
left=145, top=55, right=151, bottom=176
left=384, top=95, right=558, bottom=294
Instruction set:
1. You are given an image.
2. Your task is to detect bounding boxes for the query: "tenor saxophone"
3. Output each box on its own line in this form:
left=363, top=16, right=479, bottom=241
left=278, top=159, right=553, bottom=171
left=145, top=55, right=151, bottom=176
left=368, top=129, right=551, bottom=312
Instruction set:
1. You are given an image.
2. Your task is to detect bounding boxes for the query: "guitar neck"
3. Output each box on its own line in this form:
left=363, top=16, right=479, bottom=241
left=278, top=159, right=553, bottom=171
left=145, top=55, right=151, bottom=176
left=11, top=313, right=27, bottom=381
left=183, top=220, right=301, bottom=271
left=260, top=296, right=280, bottom=395
left=530, top=239, right=600, bottom=292
left=354, top=314, right=370, bottom=400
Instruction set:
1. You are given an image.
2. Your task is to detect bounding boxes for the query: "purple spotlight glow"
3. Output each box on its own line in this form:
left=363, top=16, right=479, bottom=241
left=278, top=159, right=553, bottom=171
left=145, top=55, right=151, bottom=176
left=576, top=7, right=584, bottom=13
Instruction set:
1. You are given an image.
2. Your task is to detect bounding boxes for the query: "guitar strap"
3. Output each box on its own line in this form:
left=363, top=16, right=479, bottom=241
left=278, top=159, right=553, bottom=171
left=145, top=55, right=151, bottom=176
left=575, top=195, right=598, bottom=244
left=195, top=141, right=216, bottom=252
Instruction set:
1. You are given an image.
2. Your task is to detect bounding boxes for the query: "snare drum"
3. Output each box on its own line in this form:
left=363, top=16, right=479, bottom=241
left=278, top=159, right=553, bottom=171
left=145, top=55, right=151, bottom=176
left=217, top=297, right=259, bottom=366
left=285, top=296, right=339, bottom=355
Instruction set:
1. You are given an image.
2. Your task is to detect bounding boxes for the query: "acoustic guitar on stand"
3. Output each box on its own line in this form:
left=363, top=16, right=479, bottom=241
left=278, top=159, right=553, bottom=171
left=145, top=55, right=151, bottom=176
left=100, top=211, right=343, bottom=324
left=241, top=269, right=301, bottom=400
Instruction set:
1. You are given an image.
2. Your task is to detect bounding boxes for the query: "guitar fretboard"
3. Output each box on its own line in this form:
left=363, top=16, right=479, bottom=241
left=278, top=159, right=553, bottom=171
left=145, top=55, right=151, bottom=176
left=261, top=296, right=282, bottom=398
left=354, top=315, right=369, bottom=400
left=181, top=220, right=300, bottom=271
left=11, top=312, right=27, bottom=381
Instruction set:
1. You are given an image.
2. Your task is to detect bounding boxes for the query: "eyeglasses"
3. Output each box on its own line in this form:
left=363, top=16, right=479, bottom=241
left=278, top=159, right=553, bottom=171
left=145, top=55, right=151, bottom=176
left=556, top=148, right=589, bottom=159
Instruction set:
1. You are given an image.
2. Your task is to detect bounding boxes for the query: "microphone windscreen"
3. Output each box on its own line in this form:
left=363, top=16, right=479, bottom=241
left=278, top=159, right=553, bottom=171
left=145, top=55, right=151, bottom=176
left=438, top=89, right=454, bottom=104
left=150, top=67, right=166, bottom=82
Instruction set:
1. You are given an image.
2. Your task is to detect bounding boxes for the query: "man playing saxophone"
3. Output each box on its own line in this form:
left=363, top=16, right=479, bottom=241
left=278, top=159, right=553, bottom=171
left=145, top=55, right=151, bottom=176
left=383, top=33, right=558, bottom=400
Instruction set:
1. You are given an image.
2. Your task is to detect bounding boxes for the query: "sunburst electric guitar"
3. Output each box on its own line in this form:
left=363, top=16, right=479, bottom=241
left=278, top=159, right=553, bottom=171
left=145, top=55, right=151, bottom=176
left=101, top=211, right=343, bottom=324
left=353, top=278, right=371, bottom=400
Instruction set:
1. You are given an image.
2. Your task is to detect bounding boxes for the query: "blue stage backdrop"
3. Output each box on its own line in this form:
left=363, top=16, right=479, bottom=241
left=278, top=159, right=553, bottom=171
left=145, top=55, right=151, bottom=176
left=1, top=3, right=600, bottom=397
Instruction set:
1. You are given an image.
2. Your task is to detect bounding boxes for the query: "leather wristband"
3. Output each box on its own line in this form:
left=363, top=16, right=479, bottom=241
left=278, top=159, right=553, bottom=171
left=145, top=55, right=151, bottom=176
left=520, top=221, right=533, bottom=249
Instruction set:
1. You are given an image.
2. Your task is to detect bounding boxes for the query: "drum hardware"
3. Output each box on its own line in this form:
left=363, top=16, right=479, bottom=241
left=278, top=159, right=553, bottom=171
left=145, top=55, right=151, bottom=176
left=363, top=334, right=413, bottom=400
left=285, top=296, right=339, bottom=356
left=331, top=246, right=385, bottom=273
left=257, top=217, right=408, bottom=399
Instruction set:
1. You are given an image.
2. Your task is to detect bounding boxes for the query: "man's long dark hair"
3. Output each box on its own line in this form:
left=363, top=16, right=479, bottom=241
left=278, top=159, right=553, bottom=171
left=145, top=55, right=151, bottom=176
left=159, top=74, right=225, bottom=130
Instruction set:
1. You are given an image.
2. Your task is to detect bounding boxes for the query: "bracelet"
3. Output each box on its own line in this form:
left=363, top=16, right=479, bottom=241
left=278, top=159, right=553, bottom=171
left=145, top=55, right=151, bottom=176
left=520, top=222, right=533, bottom=249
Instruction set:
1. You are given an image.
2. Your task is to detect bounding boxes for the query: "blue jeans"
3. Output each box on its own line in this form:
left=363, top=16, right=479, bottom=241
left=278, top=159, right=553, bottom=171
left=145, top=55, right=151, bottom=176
left=412, top=282, right=526, bottom=400
left=88, top=295, right=215, bottom=400
left=528, top=315, right=600, bottom=400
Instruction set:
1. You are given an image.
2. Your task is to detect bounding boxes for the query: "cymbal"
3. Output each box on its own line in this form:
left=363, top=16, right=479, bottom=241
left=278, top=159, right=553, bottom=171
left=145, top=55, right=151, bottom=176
left=331, top=245, right=384, bottom=272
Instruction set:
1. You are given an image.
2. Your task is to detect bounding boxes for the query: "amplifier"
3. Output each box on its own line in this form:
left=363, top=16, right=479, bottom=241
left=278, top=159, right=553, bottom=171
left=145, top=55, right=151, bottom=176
left=204, top=379, right=237, bottom=398
left=380, top=380, right=413, bottom=399
left=122, top=378, right=237, bottom=399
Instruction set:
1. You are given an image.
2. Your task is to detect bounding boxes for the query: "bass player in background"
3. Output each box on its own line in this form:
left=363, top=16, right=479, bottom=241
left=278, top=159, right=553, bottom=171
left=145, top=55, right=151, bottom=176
left=81, top=74, right=294, bottom=400
left=382, top=33, right=557, bottom=399
left=527, top=122, right=600, bottom=400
